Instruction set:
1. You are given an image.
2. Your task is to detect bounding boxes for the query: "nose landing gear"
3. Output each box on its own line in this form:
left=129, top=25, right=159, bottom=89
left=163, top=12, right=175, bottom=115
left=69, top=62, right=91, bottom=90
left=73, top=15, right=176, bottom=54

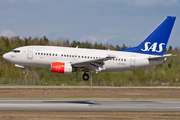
left=83, top=72, right=89, bottom=81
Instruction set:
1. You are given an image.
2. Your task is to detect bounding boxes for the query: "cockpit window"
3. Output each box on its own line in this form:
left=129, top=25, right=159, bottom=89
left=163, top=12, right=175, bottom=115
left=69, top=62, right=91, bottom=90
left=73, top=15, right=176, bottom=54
left=12, top=50, right=20, bottom=53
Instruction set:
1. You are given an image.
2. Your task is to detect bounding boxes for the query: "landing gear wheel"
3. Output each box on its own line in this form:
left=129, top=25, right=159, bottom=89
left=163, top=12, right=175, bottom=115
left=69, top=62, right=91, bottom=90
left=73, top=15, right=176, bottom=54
left=83, top=73, right=89, bottom=81
left=22, top=70, right=26, bottom=75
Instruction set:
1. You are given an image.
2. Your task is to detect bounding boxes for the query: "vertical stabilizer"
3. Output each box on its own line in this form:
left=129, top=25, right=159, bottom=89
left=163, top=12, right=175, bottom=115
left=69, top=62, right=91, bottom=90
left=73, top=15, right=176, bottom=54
left=119, top=16, right=176, bottom=56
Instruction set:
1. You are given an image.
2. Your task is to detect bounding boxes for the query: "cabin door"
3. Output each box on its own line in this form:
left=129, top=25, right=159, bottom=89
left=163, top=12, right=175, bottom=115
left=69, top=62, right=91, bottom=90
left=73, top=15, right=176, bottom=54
left=130, top=55, right=136, bottom=66
left=27, top=48, right=33, bottom=59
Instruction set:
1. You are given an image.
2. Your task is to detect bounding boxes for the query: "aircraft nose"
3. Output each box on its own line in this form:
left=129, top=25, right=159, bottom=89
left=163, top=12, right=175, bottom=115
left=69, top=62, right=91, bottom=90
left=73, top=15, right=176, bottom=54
left=3, top=53, right=9, bottom=60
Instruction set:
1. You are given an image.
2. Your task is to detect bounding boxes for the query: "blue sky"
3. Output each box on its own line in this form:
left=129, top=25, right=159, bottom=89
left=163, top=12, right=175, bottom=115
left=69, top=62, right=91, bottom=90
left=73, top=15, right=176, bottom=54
left=0, top=0, right=179, bottom=48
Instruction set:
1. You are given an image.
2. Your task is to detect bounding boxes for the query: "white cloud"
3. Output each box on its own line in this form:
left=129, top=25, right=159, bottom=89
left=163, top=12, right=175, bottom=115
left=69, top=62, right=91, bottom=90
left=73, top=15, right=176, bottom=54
left=7, top=0, right=17, bottom=3
left=81, top=35, right=98, bottom=42
left=28, top=0, right=53, bottom=3
left=122, top=0, right=178, bottom=7
left=6, top=0, right=53, bottom=3
left=5, top=0, right=179, bottom=6
left=103, top=36, right=114, bottom=43
left=81, top=35, right=114, bottom=43
left=1, top=29, right=16, bottom=37
left=132, top=38, right=138, bottom=41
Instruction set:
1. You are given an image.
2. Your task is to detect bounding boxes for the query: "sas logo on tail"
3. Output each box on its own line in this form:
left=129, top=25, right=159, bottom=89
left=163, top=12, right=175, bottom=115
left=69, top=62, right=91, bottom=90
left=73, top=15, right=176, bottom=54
left=141, top=42, right=165, bottom=52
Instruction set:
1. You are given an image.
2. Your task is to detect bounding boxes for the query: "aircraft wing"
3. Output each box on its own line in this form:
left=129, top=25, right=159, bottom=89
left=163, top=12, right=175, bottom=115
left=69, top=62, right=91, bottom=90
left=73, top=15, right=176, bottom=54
left=148, top=54, right=175, bottom=60
left=71, top=56, right=115, bottom=72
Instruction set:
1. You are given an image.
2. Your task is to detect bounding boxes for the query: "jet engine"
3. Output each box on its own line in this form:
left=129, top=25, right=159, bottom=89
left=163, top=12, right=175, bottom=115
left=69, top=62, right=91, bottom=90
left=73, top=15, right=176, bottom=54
left=51, top=62, right=72, bottom=74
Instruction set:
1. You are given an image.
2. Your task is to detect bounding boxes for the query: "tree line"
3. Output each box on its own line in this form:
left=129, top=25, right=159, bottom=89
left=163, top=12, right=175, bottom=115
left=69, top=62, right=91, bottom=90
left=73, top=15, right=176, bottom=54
left=0, top=36, right=179, bottom=86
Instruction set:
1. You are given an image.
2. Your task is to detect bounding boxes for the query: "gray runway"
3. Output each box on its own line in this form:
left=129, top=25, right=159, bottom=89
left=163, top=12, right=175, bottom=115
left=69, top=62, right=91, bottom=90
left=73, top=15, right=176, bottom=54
left=0, top=100, right=180, bottom=111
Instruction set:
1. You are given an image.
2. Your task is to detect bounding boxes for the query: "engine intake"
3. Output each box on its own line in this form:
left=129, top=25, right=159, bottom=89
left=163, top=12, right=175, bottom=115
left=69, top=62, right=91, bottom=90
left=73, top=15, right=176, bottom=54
left=51, top=62, right=72, bottom=74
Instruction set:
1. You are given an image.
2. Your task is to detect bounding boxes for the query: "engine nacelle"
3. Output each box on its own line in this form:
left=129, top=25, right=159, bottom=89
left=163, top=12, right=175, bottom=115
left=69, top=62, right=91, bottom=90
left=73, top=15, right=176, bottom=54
left=51, top=62, right=72, bottom=74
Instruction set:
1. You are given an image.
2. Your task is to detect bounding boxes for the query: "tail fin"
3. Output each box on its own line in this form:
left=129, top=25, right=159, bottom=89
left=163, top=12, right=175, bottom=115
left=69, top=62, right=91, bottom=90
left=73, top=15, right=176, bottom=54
left=119, top=16, right=176, bottom=56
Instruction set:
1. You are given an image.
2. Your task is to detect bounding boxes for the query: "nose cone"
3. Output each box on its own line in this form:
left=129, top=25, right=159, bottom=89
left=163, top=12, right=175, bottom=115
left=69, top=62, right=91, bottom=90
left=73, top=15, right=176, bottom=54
left=3, top=53, right=9, bottom=60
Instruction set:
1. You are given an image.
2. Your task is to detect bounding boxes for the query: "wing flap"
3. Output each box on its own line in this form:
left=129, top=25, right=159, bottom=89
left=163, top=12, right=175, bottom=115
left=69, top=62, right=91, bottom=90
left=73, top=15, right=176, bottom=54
left=71, top=56, right=114, bottom=72
left=71, top=56, right=114, bottom=67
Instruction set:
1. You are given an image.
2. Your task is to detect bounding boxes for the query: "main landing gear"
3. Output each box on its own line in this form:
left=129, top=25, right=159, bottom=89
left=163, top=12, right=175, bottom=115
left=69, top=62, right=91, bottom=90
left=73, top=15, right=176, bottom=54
left=83, top=72, right=89, bottom=81
left=22, top=68, right=26, bottom=75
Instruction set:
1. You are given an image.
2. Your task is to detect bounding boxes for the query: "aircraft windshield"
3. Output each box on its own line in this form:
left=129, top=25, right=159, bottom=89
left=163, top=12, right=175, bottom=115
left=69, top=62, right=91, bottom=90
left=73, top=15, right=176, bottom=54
left=12, top=50, right=20, bottom=53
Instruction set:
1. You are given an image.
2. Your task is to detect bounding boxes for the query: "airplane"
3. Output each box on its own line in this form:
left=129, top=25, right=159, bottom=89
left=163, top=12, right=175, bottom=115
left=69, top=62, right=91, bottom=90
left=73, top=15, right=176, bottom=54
left=3, top=16, right=176, bottom=81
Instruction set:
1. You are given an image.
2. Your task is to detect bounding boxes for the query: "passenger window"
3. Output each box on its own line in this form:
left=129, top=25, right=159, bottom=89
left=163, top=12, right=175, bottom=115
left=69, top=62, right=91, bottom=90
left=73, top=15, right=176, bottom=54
left=61, top=54, right=63, bottom=57
left=47, top=53, right=48, bottom=55
left=44, top=53, right=46, bottom=55
left=93, top=57, right=95, bottom=59
left=82, top=56, right=83, bottom=58
left=53, top=54, right=54, bottom=56
left=96, top=57, right=98, bottom=59
left=90, top=57, right=92, bottom=59
left=124, top=59, right=126, bottom=61
left=64, top=55, right=66, bottom=57
left=55, top=54, right=57, bottom=56
left=38, top=53, right=40, bottom=55
left=72, top=55, right=74, bottom=57
left=35, top=53, right=37, bottom=55
left=67, top=55, right=68, bottom=57
left=78, top=56, right=80, bottom=58
left=118, top=59, right=120, bottom=61
left=88, top=56, right=89, bottom=59
left=85, top=56, right=86, bottom=58
left=121, top=59, right=123, bottom=61
left=69, top=55, right=71, bottom=57
left=41, top=53, right=43, bottom=55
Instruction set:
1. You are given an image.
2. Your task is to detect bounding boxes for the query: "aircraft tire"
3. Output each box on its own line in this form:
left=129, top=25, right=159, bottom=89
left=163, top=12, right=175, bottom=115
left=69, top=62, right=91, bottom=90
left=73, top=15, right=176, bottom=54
left=22, top=70, right=26, bottom=75
left=83, top=73, right=89, bottom=81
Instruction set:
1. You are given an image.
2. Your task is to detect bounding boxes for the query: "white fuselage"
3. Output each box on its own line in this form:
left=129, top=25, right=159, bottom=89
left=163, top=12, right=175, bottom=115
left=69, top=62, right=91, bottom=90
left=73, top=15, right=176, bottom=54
left=3, top=46, right=165, bottom=72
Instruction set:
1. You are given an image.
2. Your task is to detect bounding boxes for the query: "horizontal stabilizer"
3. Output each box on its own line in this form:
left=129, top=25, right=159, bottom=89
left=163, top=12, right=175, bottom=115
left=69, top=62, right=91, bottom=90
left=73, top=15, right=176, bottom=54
left=148, top=54, right=175, bottom=60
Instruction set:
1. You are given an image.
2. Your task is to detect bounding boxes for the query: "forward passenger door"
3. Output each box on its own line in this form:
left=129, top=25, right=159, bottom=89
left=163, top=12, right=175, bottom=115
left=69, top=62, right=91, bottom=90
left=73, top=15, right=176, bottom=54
left=27, top=48, right=33, bottom=59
